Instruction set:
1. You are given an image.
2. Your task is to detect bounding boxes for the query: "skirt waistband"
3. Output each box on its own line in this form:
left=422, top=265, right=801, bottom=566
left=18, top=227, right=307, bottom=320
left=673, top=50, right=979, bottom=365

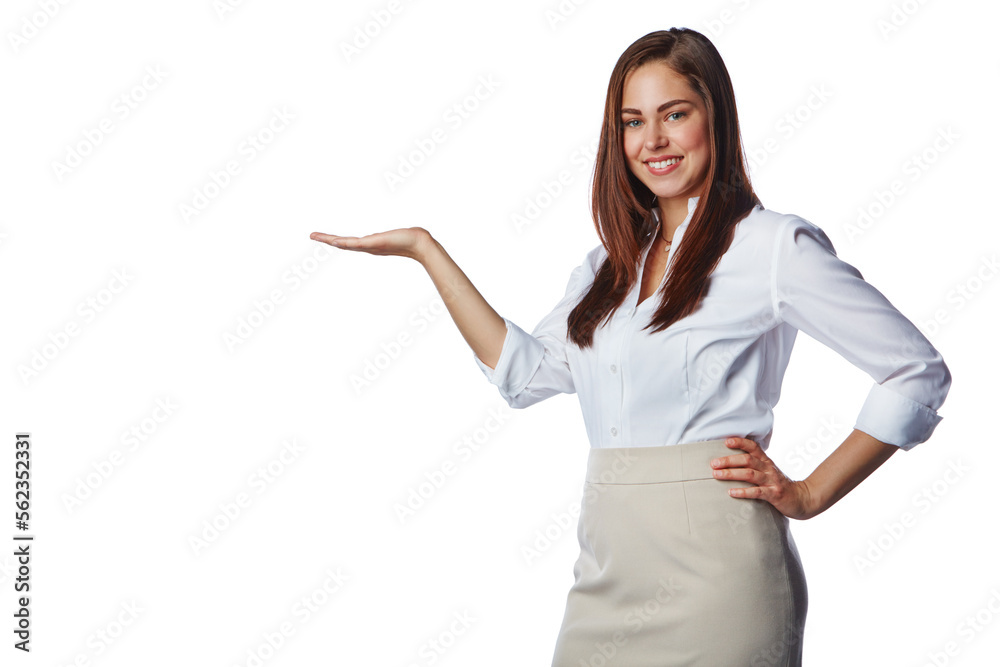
left=586, top=439, right=733, bottom=485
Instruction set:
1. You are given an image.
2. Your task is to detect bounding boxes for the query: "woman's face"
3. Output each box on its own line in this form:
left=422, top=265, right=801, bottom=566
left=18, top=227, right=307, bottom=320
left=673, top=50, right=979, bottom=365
left=620, top=61, right=711, bottom=210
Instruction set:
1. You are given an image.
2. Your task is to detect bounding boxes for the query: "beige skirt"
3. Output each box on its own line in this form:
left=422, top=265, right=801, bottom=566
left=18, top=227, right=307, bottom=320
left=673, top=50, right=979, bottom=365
left=550, top=439, right=808, bottom=666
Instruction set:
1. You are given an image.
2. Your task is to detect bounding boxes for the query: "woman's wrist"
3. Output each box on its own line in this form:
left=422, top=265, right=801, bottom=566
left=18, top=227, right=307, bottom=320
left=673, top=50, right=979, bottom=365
left=800, top=429, right=898, bottom=519
left=412, top=228, right=438, bottom=265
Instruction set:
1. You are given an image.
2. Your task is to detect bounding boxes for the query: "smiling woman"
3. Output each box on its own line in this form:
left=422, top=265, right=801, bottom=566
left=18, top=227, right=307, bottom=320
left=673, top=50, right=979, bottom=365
left=309, top=26, right=950, bottom=667
left=619, top=61, right=713, bottom=306
left=620, top=62, right=712, bottom=231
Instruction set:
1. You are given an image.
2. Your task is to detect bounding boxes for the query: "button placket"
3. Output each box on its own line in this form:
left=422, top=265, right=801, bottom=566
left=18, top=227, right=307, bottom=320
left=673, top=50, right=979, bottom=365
left=604, top=307, right=630, bottom=445
left=612, top=292, right=640, bottom=446
left=609, top=345, right=622, bottom=441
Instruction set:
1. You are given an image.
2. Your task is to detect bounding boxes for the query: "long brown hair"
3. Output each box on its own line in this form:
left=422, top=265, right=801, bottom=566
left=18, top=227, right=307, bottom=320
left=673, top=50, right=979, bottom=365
left=567, top=28, right=760, bottom=348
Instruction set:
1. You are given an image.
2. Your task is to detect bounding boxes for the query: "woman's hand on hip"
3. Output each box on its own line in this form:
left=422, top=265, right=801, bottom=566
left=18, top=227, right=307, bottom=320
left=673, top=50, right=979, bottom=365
left=710, top=437, right=817, bottom=520
left=309, top=227, right=433, bottom=262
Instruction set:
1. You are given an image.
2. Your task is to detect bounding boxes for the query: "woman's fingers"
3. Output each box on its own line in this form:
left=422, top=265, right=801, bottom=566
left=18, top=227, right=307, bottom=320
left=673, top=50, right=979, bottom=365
left=310, top=232, right=354, bottom=246
left=309, top=231, right=383, bottom=253
left=710, top=437, right=813, bottom=518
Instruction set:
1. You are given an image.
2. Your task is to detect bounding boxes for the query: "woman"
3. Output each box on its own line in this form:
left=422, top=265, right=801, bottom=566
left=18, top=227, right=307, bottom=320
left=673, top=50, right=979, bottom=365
left=310, top=28, right=950, bottom=666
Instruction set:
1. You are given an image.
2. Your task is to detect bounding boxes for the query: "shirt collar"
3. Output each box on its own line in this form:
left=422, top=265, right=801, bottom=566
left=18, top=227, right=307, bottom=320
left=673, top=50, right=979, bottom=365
left=666, top=196, right=700, bottom=234
left=651, top=196, right=700, bottom=229
left=683, top=195, right=700, bottom=222
left=642, top=195, right=700, bottom=257
left=662, top=195, right=701, bottom=226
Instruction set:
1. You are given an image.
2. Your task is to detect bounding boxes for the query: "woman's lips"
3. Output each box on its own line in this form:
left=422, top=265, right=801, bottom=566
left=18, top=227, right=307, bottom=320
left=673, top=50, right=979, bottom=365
left=644, top=156, right=682, bottom=175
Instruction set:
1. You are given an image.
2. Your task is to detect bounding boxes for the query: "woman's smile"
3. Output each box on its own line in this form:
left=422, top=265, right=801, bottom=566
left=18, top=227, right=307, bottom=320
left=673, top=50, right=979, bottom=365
left=644, top=155, right=683, bottom=175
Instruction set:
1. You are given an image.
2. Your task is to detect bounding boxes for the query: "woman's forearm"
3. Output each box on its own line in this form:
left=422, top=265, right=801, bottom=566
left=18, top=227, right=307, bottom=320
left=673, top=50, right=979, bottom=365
left=415, top=234, right=507, bottom=370
left=802, top=428, right=899, bottom=519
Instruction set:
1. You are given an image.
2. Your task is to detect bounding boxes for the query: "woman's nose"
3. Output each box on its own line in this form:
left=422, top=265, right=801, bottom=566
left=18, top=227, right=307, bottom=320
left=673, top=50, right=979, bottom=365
left=645, top=125, right=668, bottom=150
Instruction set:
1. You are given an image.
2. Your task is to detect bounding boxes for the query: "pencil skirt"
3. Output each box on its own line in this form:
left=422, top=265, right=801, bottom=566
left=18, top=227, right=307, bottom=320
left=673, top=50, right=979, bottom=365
left=550, top=439, right=808, bottom=667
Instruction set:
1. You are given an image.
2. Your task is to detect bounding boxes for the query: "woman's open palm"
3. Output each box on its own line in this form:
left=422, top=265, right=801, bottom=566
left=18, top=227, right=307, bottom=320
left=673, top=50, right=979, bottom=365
left=309, top=227, right=431, bottom=261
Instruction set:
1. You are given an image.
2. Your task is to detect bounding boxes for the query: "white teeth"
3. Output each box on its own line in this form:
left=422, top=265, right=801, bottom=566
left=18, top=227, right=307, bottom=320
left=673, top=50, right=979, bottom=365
left=648, top=158, right=680, bottom=168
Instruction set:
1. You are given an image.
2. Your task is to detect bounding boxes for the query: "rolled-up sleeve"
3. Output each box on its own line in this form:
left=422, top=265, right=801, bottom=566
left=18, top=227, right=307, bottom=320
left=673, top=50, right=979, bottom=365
left=771, top=216, right=951, bottom=450
left=473, top=256, right=593, bottom=409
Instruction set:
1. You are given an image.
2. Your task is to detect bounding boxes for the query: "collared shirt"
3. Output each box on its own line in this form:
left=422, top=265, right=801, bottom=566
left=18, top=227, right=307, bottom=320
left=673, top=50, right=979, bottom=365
left=473, top=196, right=951, bottom=451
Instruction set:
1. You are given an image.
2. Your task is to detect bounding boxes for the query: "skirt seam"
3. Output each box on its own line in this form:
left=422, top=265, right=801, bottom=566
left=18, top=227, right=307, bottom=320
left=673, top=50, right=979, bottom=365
left=765, top=505, right=799, bottom=667
left=681, top=482, right=692, bottom=535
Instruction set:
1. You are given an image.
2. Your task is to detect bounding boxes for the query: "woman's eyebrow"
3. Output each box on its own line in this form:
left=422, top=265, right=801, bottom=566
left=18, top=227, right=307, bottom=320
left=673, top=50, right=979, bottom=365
left=620, top=99, right=692, bottom=115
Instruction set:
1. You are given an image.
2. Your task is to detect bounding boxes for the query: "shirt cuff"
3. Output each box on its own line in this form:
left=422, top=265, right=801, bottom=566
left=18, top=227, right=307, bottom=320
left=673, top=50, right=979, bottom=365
left=853, top=382, right=944, bottom=451
left=472, top=317, right=546, bottom=398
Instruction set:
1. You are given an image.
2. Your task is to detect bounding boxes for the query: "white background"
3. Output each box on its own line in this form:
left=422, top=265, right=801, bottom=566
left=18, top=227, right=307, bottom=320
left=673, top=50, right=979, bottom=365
left=2, top=0, right=997, bottom=665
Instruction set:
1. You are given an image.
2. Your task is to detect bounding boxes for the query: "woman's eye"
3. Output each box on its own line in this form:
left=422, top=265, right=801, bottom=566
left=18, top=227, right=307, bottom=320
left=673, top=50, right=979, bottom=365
left=622, top=112, right=684, bottom=128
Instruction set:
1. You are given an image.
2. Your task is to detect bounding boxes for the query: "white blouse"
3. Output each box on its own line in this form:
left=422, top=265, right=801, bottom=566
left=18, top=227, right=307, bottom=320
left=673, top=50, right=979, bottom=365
left=473, top=196, right=951, bottom=451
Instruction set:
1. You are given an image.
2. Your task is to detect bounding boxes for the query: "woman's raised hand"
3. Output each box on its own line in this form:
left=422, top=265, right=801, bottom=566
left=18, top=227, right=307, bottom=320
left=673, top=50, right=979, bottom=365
left=309, top=227, right=433, bottom=262
left=309, top=224, right=508, bottom=370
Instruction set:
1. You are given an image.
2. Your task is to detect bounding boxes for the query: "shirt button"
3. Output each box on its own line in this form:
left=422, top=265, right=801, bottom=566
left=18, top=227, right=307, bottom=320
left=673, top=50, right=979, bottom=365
left=610, top=427, right=618, bottom=437
left=610, top=364, right=617, bottom=373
